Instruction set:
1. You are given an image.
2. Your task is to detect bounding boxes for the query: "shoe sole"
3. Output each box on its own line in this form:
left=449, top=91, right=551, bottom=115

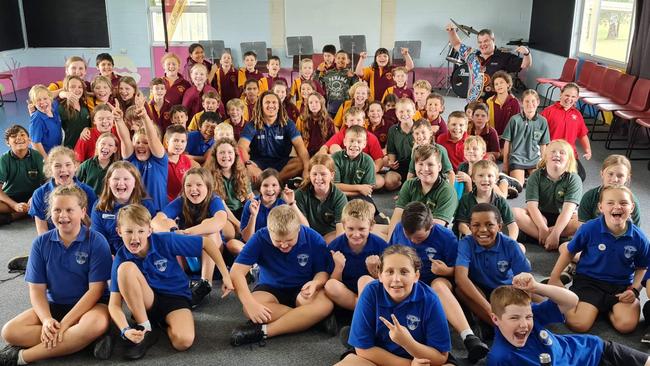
left=467, top=344, right=489, bottom=363
left=641, top=338, right=650, bottom=344
left=93, top=335, right=113, bottom=360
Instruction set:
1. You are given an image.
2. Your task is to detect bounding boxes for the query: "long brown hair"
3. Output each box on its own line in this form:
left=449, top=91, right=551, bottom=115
left=251, top=91, right=288, bottom=129
left=298, top=93, right=333, bottom=146
left=204, top=138, right=250, bottom=202
left=60, top=75, right=88, bottom=120
left=299, top=153, right=335, bottom=191
left=180, top=167, right=215, bottom=228
left=96, top=161, right=148, bottom=211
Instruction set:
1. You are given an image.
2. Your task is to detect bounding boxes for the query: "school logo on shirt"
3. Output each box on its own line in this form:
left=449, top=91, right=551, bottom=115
left=177, top=86, right=186, bottom=93
left=163, top=111, right=171, bottom=120
left=74, top=251, right=89, bottom=265
left=154, top=259, right=168, bottom=272
left=406, top=314, right=420, bottom=330
left=598, top=243, right=607, bottom=251
left=557, top=190, right=565, bottom=198
left=355, top=169, right=365, bottom=181
left=497, top=260, right=510, bottom=273
left=425, top=247, right=437, bottom=261
left=28, top=169, right=39, bottom=179
left=624, top=245, right=637, bottom=259
left=297, top=254, right=310, bottom=267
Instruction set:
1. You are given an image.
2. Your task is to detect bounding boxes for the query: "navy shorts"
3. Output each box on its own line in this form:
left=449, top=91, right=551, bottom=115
left=570, top=274, right=628, bottom=313
left=49, top=297, right=108, bottom=322
left=253, top=157, right=291, bottom=172
left=147, top=291, right=191, bottom=325
left=509, top=163, right=536, bottom=171
left=253, top=284, right=302, bottom=308
left=599, top=340, right=649, bottom=365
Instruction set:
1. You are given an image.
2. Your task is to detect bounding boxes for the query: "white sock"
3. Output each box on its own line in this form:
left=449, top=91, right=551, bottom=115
left=261, top=324, right=268, bottom=337
left=460, top=329, right=474, bottom=341
left=139, top=320, right=152, bottom=332
left=17, top=350, right=27, bottom=365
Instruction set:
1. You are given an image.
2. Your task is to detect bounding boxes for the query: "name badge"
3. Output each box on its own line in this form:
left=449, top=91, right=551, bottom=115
left=102, top=214, right=116, bottom=220
left=274, top=135, right=284, bottom=140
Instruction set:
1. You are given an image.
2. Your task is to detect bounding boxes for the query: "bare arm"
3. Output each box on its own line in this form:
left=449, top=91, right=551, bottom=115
left=446, top=24, right=462, bottom=51
left=151, top=212, right=177, bottom=232
left=28, top=283, right=54, bottom=322
left=355, top=52, right=368, bottom=78
left=548, top=243, right=574, bottom=286
left=506, top=222, right=520, bottom=242
left=356, top=347, right=412, bottom=366
left=183, top=211, right=227, bottom=236
left=455, top=266, right=492, bottom=317
left=58, top=282, right=105, bottom=333
left=387, top=207, right=404, bottom=240
left=115, top=112, right=133, bottom=158
left=35, top=217, right=50, bottom=236
left=141, top=109, right=165, bottom=158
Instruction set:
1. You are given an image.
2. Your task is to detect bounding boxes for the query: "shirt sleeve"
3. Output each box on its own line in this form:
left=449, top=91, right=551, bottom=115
left=424, top=293, right=452, bottom=352
left=235, top=231, right=263, bottom=266
left=500, top=117, right=514, bottom=142
left=167, top=232, right=203, bottom=258
left=28, top=186, right=47, bottom=220
left=524, top=170, right=541, bottom=202
left=285, top=121, right=302, bottom=141
left=239, top=122, right=256, bottom=142
left=431, top=184, right=458, bottom=224
left=539, top=118, right=551, bottom=145
left=394, top=180, right=412, bottom=209
left=510, top=238, right=532, bottom=274
left=29, top=115, right=46, bottom=144
left=162, top=198, right=183, bottom=220
left=348, top=283, right=378, bottom=349
left=455, top=237, right=472, bottom=268
left=25, top=237, right=47, bottom=284
left=634, top=232, right=650, bottom=269
left=441, top=230, right=459, bottom=267
left=455, top=194, right=471, bottom=224
left=89, top=232, right=113, bottom=283
left=386, top=127, right=397, bottom=155
left=366, top=133, right=384, bottom=161
left=333, top=189, right=348, bottom=223
left=90, top=206, right=106, bottom=237
left=532, top=300, right=565, bottom=327
left=563, top=174, right=583, bottom=204
left=209, top=196, right=227, bottom=216
left=109, top=254, right=123, bottom=292
left=567, top=224, right=589, bottom=254
left=436, top=144, right=453, bottom=174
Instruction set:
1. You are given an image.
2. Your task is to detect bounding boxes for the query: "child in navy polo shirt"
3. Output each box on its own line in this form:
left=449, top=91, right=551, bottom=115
left=325, top=199, right=388, bottom=311
left=28, top=85, right=62, bottom=159
left=29, top=146, right=97, bottom=235
left=488, top=273, right=650, bottom=366
left=229, top=205, right=334, bottom=347
left=240, top=168, right=287, bottom=243
left=389, top=201, right=489, bottom=363
left=0, top=185, right=113, bottom=364
left=548, top=185, right=649, bottom=334
left=186, top=111, right=219, bottom=164
left=152, top=167, right=228, bottom=308
left=336, top=245, right=456, bottom=366
left=108, top=204, right=233, bottom=360
left=455, top=203, right=531, bottom=328
left=115, top=103, right=168, bottom=212
left=91, top=161, right=157, bottom=254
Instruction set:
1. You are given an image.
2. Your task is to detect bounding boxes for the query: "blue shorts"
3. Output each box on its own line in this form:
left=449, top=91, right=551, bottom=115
left=253, top=157, right=291, bottom=172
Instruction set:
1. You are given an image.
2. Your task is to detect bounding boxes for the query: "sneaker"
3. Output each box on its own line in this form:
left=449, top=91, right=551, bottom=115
left=318, top=313, right=339, bottom=336
left=499, top=173, right=523, bottom=193
left=0, top=344, right=20, bottom=366
left=93, top=332, right=114, bottom=360
left=463, top=334, right=489, bottom=363
left=230, top=322, right=266, bottom=347
left=641, top=328, right=650, bottom=344
left=0, top=213, right=11, bottom=226
left=507, top=186, right=519, bottom=199
left=7, top=256, right=28, bottom=272
left=560, top=264, right=575, bottom=285
left=190, top=279, right=212, bottom=308
left=374, top=212, right=389, bottom=225
left=123, top=328, right=159, bottom=360
left=286, top=177, right=303, bottom=190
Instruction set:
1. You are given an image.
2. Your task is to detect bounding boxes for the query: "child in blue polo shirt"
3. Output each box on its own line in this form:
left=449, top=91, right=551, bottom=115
left=108, top=203, right=233, bottom=360
left=548, top=185, right=649, bottom=335
left=455, top=203, right=531, bottom=329
left=336, top=245, right=456, bottom=366
left=0, top=185, right=113, bottom=364
left=28, top=84, right=62, bottom=159
left=229, top=205, right=334, bottom=347
left=240, top=168, right=287, bottom=242
left=152, top=167, right=228, bottom=308
left=29, top=146, right=97, bottom=235
left=325, top=199, right=388, bottom=311
left=91, top=161, right=157, bottom=254
left=186, top=111, right=219, bottom=163
left=488, top=273, right=650, bottom=366
left=115, top=103, right=168, bottom=212
left=389, top=201, right=489, bottom=363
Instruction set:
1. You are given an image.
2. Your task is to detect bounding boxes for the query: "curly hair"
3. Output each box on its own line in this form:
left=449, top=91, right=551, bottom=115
left=251, top=91, right=288, bottom=130
left=204, top=138, right=250, bottom=204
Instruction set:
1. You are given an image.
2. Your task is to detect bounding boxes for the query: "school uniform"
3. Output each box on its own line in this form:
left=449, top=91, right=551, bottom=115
left=360, top=65, right=396, bottom=102
left=486, top=94, right=520, bottom=136
left=295, top=116, right=336, bottom=156
left=389, top=222, right=458, bottom=284
left=126, top=153, right=168, bottom=212
left=349, top=280, right=451, bottom=359
left=283, top=100, right=301, bottom=123
left=386, top=124, right=415, bottom=180
left=239, top=119, right=302, bottom=171
left=162, top=76, right=192, bottom=106
left=541, top=102, right=588, bottom=159
left=295, top=185, right=348, bottom=236
left=382, top=85, right=414, bottom=102
left=223, top=118, right=246, bottom=141
left=420, top=113, right=448, bottom=138
left=91, top=198, right=157, bottom=254
left=26, top=226, right=112, bottom=306
left=407, top=143, right=454, bottom=178
left=146, top=98, right=173, bottom=132
left=475, top=126, right=501, bottom=155
left=29, top=178, right=98, bottom=230
left=111, top=232, right=202, bottom=319
left=332, top=100, right=358, bottom=128
left=163, top=194, right=226, bottom=229
left=235, top=226, right=332, bottom=307
left=567, top=216, right=650, bottom=312
left=368, top=120, right=392, bottom=148
left=183, top=58, right=212, bottom=81
left=167, top=154, right=193, bottom=202
left=29, top=103, right=63, bottom=155
left=328, top=234, right=388, bottom=293
left=237, top=68, right=264, bottom=90
left=74, top=127, right=120, bottom=163
left=259, top=75, right=288, bottom=93
left=333, top=151, right=375, bottom=186
left=436, top=132, right=467, bottom=171
left=290, top=76, right=325, bottom=103
left=578, top=185, right=641, bottom=226
left=501, top=112, right=550, bottom=170
left=76, top=157, right=110, bottom=195
left=239, top=196, right=286, bottom=233
left=396, top=176, right=457, bottom=225
left=182, top=84, right=218, bottom=121
left=525, top=169, right=582, bottom=225
left=220, top=175, right=251, bottom=216
left=455, top=190, right=515, bottom=234
left=0, top=149, right=45, bottom=203
left=456, top=232, right=531, bottom=294
left=325, top=128, right=384, bottom=162
left=59, top=103, right=92, bottom=149
left=212, top=67, right=239, bottom=105
left=187, top=108, right=227, bottom=131
left=185, top=131, right=214, bottom=157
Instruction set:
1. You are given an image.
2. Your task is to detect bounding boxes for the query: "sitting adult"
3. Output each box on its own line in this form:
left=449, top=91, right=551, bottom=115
left=238, top=90, right=310, bottom=184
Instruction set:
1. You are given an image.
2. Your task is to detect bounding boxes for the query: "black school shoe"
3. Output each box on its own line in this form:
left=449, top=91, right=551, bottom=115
left=641, top=327, right=650, bottom=344
left=0, top=344, right=20, bottom=366
left=230, top=321, right=266, bottom=347
left=93, top=332, right=114, bottom=360
left=463, top=334, right=489, bottom=363
left=123, top=328, right=160, bottom=360
left=190, top=279, right=212, bottom=309
left=7, top=256, right=28, bottom=272
left=318, top=313, right=339, bottom=336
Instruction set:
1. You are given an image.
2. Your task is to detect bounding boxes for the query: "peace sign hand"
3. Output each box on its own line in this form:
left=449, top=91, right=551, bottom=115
left=379, top=314, right=415, bottom=347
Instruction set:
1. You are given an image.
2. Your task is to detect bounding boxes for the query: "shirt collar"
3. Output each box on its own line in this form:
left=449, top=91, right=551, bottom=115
left=9, top=149, right=32, bottom=159
left=378, top=279, right=424, bottom=308
left=598, top=215, right=634, bottom=238
left=472, top=233, right=502, bottom=253
left=51, top=225, right=88, bottom=246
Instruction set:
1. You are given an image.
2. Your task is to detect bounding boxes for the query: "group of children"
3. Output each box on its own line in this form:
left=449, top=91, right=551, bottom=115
left=0, top=44, right=648, bottom=366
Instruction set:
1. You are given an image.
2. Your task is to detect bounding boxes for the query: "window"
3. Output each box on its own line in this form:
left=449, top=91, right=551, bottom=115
left=578, top=0, right=635, bottom=64
left=149, top=0, right=208, bottom=43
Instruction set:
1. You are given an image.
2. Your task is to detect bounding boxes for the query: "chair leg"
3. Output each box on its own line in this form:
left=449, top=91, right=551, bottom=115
left=605, top=117, right=630, bottom=150
left=625, top=122, right=638, bottom=158
left=628, top=124, right=650, bottom=161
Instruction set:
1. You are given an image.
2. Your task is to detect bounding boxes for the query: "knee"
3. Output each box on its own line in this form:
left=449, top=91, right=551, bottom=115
left=1, top=320, right=17, bottom=344
left=324, top=279, right=343, bottom=297
left=430, top=279, right=449, bottom=294
left=612, top=318, right=638, bottom=334
left=566, top=317, right=594, bottom=333
left=83, top=310, right=110, bottom=338
left=169, top=330, right=194, bottom=351
left=117, top=261, right=139, bottom=278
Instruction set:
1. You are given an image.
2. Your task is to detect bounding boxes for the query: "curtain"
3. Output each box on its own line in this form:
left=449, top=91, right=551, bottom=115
left=627, top=0, right=650, bottom=78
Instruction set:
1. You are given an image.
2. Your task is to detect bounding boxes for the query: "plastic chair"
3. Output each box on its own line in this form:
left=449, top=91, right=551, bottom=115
left=601, top=78, right=650, bottom=149
left=577, top=65, right=607, bottom=97
left=0, top=74, right=18, bottom=107
left=545, top=60, right=596, bottom=107
left=583, top=73, right=636, bottom=140
left=625, top=117, right=650, bottom=160
left=536, top=58, right=577, bottom=104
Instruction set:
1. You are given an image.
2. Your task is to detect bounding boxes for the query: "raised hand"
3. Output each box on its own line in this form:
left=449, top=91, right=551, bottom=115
left=378, top=314, right=415, bottom=347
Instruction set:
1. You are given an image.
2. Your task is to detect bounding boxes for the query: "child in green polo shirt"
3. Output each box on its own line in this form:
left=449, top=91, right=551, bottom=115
left=296, top=154, right=348, bottom=244
left=388, top=144, right=457, bottom=239
left=513, top=139, right=582, bottom=251
left=333, top=125, right=375, bottom=197
left=407, top=120, right=455, bottom=184
left=384, top=98, right=415, bottom=192
left=77, top=132, right=120, bottom=195
left=0, top=125, right=46, bottom=225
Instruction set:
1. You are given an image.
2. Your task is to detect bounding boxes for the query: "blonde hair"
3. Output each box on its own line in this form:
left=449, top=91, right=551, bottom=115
left=45, top=146, right=78, bottom=178
left=599, top=184, right=634, bottom=203
left=521, top=89, right=540, bottom=102
left=117, top=203, right=152, bottom=228
left=65, top=56, right=87, bottom=70
left=226, top=98, right=245, bottom=111
left=342, top=199, right=375, bottom=225
left=412, top=79, right=432, bottom=91
left=28, top=84, right=51, bottom=104
left=161, top=52, right=181, bottom=66
left=47, top=185, right=88, bottom=221
left=215, top=123, right=234, bottom=138
left=300, top=58, right=314, bottom=68
left=267, top=205, right=301, bottom=236
left=538, top=139, right=577, bottom=173
left=393, top=66, right=408, bottom=75
left=471, top=159, right=499, bottom=179
left=395, top=97, right=415, bottom=111
left=190, top=63, right=208, bottom=75
left=348, top=81, right=370, bottom=99
left=490, top=286, right=532, bottom=317
left=344, top=105, right=365, bottom=122
left=464, top=135, right=487, bottom=153
left=601, top=154, right=632, bottom=185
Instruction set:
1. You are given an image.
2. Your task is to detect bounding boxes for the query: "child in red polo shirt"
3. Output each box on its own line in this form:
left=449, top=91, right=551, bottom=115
left=541, top=82, right=591, bottom=181
left=486, top=71, right=520, bottom=136
left=165, top=125, right=199, bottom=202
left=75, top=104, right=119, bottom=163
left=146, top=78, right=173, bottom=132
left=437, top=111, right=469, bottom=171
